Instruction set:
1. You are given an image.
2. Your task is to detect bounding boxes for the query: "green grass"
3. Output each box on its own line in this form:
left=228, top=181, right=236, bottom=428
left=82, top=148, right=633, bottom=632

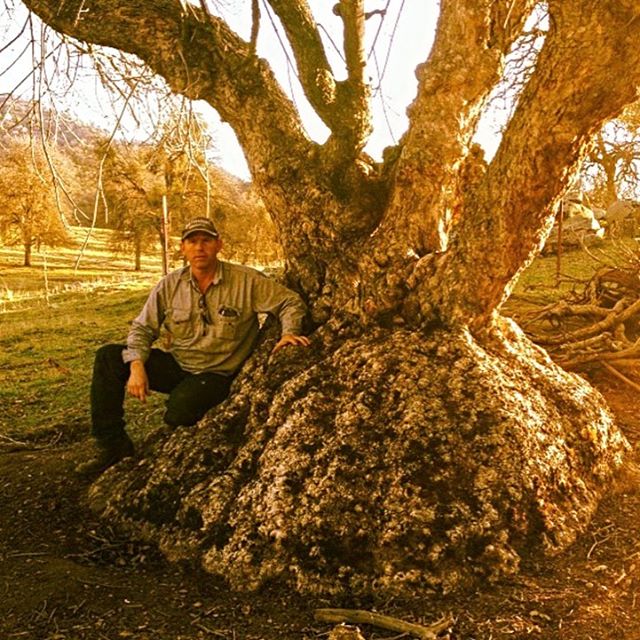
left=0, top=282, right=169, bottom=440
left=1, top=230, right=637, bottom=442
left=0, top=228, right=168, bottom=441
left=506, top=237, right=639, bottom=318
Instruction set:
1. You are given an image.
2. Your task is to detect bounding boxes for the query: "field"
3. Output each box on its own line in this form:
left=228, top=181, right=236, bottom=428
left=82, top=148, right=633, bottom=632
left=2, top=232, right=640, bottom=639
left=1, top=230, right=631, bottom=438
left=0, top=227, right=167, bottom=439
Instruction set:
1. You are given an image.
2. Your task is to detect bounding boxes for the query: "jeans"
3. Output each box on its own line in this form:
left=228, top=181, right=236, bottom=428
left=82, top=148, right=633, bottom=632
left=90, top=344, right=233, bottom=444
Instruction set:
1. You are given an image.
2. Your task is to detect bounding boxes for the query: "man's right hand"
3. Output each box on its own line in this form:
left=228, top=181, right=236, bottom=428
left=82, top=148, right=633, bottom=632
left=127, top=360, right=149, bottom=403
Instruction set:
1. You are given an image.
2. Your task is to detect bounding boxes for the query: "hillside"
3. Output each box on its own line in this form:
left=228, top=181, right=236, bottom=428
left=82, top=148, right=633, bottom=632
left=0, top=95, right=281, bottom=264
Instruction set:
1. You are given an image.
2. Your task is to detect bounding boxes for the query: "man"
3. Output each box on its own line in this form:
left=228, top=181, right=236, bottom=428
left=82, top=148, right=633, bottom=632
left=78, top=217, right=310, bottom=475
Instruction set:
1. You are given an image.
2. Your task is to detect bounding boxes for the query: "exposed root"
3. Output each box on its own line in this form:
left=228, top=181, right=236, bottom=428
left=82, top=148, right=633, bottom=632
left=520, top=263, right=640, bottom=373
left=87, top=315, right=628, bottom=598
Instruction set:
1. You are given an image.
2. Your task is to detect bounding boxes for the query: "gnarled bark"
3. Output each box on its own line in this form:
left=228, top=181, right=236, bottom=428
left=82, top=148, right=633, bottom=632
left=88, top=317, right=628, bottom=595
left=18, top=0, right=640, bottom=596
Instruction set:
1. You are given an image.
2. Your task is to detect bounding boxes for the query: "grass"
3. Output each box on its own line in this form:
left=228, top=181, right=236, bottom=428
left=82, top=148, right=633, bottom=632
left=1, top=229, right=637, bottom=442
left=0, top=228, right=167, bottom=441
left=504, top=237, right=639, bottom=318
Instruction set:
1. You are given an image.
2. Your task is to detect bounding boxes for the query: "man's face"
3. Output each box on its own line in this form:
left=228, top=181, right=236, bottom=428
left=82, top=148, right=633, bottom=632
left=181, top=232, right=222, bottom=271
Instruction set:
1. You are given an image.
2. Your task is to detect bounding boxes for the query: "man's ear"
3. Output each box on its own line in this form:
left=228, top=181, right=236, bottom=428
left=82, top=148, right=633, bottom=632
left=217, top=238, right=224, bottom=252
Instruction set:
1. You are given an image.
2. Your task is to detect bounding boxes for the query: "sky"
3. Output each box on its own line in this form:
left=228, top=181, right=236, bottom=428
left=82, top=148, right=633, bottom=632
left=0, top=1, right=502, bottom=179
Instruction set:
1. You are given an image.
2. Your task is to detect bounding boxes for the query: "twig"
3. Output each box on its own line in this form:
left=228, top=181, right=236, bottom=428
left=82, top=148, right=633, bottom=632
left=314, top=609, right=453, bottom=640
left=194, top=623, right=231, bottom=638
left=587, top=534, right=612, bottom=560
left=74, top=578, right=127, bottom=589
left=601, top=361, right=640, bottom=393
left=0, top=433, right=30, bottom=445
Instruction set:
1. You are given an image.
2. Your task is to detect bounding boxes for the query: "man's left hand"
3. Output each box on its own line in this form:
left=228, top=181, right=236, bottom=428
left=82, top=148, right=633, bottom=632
left=272, top=334, right=311, bottom=353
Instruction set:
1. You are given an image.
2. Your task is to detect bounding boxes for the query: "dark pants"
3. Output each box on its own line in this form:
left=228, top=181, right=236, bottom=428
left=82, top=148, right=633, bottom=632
left=90, top=344, right=233, bottom=444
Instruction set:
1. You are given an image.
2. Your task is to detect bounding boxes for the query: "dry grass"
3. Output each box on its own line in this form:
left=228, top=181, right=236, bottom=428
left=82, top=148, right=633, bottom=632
left=0, top=227, right=166, bottom=438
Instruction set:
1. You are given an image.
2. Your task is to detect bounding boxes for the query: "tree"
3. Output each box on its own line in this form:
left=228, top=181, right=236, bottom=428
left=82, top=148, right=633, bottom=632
left=0, top=138, right=68, bottom=265
left=581, top=103, right=640, bottom=207
left=20, top=0, right=640, bottom=596
left=97, top=108, right=213, bottom=272
left=93, top=139, right=161, bottom=270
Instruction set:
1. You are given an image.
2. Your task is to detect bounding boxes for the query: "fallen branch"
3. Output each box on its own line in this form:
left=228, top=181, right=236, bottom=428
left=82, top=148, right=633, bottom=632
left=535, top=297, right=634, bottom=346
left=314, top=608, right=453, bottom=640
left=601, top=361, right=640, bottom=393
left=559, top=340, right=640, bottom=369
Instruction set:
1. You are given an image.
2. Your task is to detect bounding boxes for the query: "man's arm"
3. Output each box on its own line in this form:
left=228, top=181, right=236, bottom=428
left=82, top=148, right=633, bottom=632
left=122, top=281, right=166, bottom=402
left=252, top=273, right=310, bottom=351
left=122, top=281, right=166, bottom=365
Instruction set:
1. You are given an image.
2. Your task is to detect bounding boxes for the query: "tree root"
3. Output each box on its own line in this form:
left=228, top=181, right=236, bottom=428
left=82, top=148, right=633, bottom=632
left=314, top=608, right=454, bottom=640
left=518, top=264, right=640, bottom=375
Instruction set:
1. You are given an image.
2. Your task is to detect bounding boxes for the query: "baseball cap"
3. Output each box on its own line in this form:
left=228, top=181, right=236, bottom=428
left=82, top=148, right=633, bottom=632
left=181, top=217, right=219, bottom=241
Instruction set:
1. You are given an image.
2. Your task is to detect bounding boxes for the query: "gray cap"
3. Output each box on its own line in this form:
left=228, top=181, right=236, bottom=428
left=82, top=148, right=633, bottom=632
left=181, top=217, right=219, bottom=241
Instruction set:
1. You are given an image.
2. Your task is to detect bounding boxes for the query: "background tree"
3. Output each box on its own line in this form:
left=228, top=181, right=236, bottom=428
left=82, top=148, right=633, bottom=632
left=95, top=138, right=164, bottom=271
left=18, top=0, right=640, bottom=597
left=581, top=102, right=640, bottom=207
left=0, top=138, right=68, bottom=265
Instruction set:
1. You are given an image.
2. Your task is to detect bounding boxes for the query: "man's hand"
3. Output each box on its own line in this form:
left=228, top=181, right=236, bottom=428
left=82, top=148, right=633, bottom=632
left=272, top=333, right=311, bottom=353
left=127, top=360, right=149, bottom=403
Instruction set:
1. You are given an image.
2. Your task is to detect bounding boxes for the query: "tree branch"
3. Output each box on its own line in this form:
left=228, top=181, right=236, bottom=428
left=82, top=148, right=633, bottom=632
left=267, top=0, right=371, bottom=158
left=377, top=0, right=536, bottom=257
left=314, top=608, right=454, bottom=640
left=333, top=0, right=371, bottom=152
left=20, top=0, right=315, bottom=193
left=434, top=0, right=640, bottom=328
left=266, top=0, right=335, bottom=115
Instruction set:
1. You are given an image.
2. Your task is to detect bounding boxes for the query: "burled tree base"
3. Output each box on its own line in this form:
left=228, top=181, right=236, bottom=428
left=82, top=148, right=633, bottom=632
left=89, top=316, right=629, bottom=596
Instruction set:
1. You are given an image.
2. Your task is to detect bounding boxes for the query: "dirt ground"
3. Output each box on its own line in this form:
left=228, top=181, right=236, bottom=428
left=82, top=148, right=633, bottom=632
left=2, top=374, right=640, bottom=640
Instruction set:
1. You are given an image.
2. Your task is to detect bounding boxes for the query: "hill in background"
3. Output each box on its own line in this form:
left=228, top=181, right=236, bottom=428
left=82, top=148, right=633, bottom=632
left=0, top=94, right=281, bottom=265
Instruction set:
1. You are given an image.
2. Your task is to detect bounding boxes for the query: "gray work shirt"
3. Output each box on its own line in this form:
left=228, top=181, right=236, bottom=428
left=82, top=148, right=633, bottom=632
left=122, top=261, right=306, bottom=376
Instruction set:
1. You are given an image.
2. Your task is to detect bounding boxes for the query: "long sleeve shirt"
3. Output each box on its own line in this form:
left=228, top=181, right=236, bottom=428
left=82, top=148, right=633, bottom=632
left=122, top=262, right=307, bottom=376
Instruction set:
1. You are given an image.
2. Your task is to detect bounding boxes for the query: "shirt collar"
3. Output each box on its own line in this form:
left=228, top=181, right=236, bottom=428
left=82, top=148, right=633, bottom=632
left=181, top=261, right=224, bottom=289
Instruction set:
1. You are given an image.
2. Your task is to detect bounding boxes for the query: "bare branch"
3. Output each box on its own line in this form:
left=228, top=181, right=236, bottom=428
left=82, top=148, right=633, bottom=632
left=20, top=0, right=314, bottom=189
left=433, top=0, right=640, bottom=327
left=265, top=2, right=336, bottom=121
left=250, top=0, right=260, bottom=53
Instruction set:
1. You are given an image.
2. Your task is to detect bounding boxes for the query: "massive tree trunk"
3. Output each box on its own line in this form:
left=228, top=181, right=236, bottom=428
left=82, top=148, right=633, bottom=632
left=22, top=0, right=640, bottom=595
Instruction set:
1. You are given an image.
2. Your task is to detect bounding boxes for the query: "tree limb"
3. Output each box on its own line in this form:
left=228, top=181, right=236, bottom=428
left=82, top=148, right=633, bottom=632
left=266, top=0, right=336, bottom=116
left=378, top=0, right=536, bottom=257
left=267, top=0, right=371, bottom=158
left=314, top=608, right=454, bottom=640
left=20, top=0, right=315, bottom=190
left=434, top=0, right=640, bottom=327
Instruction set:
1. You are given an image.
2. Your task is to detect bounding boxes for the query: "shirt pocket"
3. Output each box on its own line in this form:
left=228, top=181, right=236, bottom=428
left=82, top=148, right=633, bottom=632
left=214, top=305, right=240, bottom=340
left=166, top=307, right=193, bottom=339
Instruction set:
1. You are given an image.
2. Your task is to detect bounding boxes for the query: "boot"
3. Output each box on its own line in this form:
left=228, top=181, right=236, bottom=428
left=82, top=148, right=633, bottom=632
left=75, top=435, right=135, bottom=476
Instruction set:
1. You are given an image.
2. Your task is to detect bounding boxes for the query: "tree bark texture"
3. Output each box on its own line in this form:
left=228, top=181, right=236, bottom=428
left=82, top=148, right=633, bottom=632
left=88, top=317, right=627, bottom=594
left=20, top=0, right=640, bottom=595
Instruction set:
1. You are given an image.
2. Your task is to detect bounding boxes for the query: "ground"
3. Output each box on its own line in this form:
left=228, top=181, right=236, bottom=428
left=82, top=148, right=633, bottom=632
left=1, top=372, right=640, bottom=640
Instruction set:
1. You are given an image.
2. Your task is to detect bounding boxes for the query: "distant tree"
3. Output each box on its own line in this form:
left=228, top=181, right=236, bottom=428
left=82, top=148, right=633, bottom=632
left=582, top=102, right=640, bottom=207
left=99, top=107, right=222, bottom=270
left=95, top=139, right=163, bottom=270
left=0, top=139, right=68, bottom=266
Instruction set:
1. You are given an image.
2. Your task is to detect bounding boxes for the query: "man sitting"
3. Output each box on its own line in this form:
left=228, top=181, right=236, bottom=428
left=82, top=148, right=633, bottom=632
left=77, top=217, right=309, bottom=475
